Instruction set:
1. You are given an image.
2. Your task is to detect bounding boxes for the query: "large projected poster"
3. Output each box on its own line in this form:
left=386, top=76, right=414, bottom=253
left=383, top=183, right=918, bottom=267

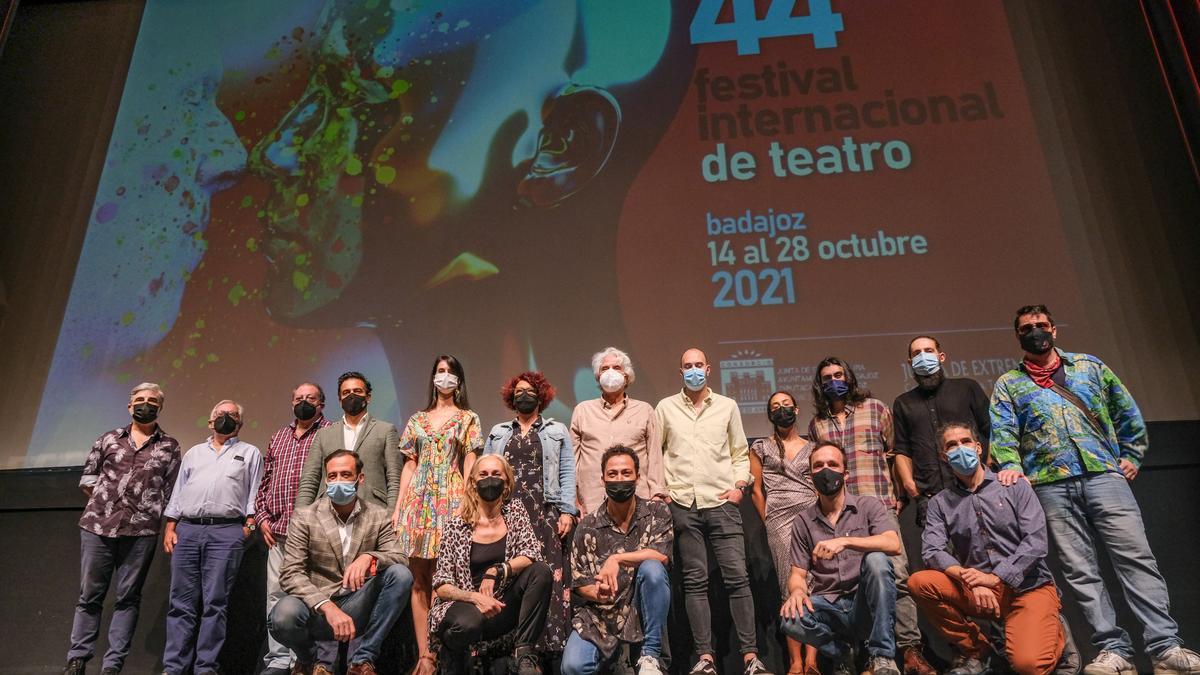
left=27, top=0, right=1086, bottom=466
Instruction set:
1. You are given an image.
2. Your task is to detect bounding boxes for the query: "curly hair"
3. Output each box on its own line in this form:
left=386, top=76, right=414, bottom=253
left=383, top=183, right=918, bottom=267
left=810, top=357, right=870, bottom=419
left=501, top=371, right=556, bottom=413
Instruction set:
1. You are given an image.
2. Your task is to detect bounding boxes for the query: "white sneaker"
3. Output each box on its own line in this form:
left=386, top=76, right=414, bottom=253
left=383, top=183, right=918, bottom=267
left=1083, top=650, right=1136, bottom=675
left=637, top=655, right=665, bottom=675
left=1155, top=647, right=1200, bottom=674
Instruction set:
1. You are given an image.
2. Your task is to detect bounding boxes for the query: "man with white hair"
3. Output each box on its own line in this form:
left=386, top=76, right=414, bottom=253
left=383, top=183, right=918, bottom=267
left=570, top=347, right=664, bottom=515
left=63, top=383, right=181, bottom=675
left=162, top=400, right=263, bottom=675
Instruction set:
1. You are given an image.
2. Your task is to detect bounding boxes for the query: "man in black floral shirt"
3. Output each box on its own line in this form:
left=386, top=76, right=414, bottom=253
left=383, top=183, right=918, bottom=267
left=564, top=445, right=672, bottom=675
left=63, top=382, right=181, bottom=675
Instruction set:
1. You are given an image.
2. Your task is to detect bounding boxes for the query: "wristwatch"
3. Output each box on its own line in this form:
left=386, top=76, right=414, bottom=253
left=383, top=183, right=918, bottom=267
left=245, top=519, right=257, bottom=532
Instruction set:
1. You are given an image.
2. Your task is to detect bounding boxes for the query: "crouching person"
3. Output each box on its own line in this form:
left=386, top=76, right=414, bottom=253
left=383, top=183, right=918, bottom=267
left=269, top=450, right=413, bottom=675
left=909, top=423, right=1064, bottom=675
left=562, top=445, right=672, bottom=675
left=779, top=442, right=902, bottom=675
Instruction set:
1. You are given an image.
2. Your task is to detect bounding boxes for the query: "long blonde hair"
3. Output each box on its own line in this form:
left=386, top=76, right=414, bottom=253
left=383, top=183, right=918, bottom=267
left=459, top=454, right=515, bottom=525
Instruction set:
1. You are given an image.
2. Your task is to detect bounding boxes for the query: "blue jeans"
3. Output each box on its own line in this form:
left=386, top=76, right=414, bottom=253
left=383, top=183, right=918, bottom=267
left=560, top=560, right=671, bottom=675
left=67, top=531, right=157, bottom=670
left=1036, top=471, right=1181, bottom=658
left=163, top=522, right=245, bottom=674
left=780, top=552, right=897, bottom=660
left=269, top=563, right=414, bottom=665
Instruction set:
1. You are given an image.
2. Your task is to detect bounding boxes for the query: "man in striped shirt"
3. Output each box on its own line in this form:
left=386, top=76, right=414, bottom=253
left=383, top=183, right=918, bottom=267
left=808, top=357, right=933, bottom=675
left=255, top=382, right=333, bottom=675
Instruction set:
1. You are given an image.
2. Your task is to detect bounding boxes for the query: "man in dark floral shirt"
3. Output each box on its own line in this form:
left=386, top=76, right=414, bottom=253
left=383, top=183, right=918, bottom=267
left=64, top=382, right=181, bottom=675
left=564, top=445, right=672, bottom=675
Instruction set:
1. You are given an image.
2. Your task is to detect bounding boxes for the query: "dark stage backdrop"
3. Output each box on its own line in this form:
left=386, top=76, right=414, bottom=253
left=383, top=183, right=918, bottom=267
left=1, top=0, right=1199, bottom=471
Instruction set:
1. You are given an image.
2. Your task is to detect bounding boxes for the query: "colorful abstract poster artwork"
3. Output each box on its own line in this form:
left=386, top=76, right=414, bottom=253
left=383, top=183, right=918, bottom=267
left=29, top=1, right=1081, bottom=465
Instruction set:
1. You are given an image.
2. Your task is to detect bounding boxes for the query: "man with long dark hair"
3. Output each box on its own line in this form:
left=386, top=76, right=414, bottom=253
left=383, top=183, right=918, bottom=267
left=808, top=358, right=932, bottom=675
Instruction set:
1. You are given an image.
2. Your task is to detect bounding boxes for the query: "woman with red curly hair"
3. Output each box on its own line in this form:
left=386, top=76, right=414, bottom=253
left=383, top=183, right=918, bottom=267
left=482, top=371, right=578, bottom=668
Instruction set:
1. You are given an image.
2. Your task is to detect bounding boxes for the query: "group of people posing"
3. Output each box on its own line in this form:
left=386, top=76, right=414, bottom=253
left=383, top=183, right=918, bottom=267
left=63, top=304, right=1200, bottom=675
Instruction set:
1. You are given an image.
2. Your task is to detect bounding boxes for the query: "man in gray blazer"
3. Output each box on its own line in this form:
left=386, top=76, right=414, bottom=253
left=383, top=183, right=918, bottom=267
left=270, top=450, right=412, bottom=675
left=295, top=371, right=401, bottom=510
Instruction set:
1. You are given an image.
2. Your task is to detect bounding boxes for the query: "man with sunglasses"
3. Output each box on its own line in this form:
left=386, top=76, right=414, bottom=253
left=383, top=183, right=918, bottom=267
left=991, top=304, right=1200, bottom=675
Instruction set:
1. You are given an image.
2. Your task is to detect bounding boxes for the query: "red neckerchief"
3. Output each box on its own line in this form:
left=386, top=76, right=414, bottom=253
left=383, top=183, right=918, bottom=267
left=1023, top=352, right=1062, bottom=388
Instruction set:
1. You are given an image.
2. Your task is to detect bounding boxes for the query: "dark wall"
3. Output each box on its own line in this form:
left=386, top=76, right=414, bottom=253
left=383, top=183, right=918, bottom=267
left=3, top=421, right=1197, bottom=674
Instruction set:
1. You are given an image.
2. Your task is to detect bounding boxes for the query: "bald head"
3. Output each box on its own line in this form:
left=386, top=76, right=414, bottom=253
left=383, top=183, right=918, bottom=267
left=680, top=348, right=707, bottom=369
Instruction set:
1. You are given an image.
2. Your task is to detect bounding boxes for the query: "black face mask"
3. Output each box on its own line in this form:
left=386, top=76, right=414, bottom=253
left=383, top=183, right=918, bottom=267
left=812, top=468, right=845, bottom=496
left=768, top=406, right=796, bottom=429
left=213, top=412, right=238, bottom=436
left=513, top=393, right=539, bottom=415
left=1019, top=328, right=1054, bottom=355
left=131, top=403, right=159, bottom=424
left=341, top=393, right=367, bottom=415
left=293, top=400, right=318, bottom=421
left=604, top=479, right=637, bottom=503
left=477, top=476, right=505, bottom=502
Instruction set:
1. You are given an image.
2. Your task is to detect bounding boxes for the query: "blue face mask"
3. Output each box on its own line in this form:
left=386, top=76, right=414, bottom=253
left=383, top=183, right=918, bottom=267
left=946, top=445, right=980, bottom=476
left=822, top=378, right=849, bottom=399
left=326, top=480, right=358, bottom=505
left=683, top=367, right=707, bottom=392
left=911, top=352, right=941, bottom=376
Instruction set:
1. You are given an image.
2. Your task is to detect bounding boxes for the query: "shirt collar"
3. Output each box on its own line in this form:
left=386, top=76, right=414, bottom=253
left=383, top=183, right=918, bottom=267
left=206, top=435, right=239, bottom=450
left=291, top=414, right=326, bottom=434
left=595, top=496, right=646, bottom=530
left=120, top=423, right=163, bottom=442
left=327, top=497, right=364, bottom=523
left=678, top=388, right=712, bottom=404
left=343, top=412, right=371, bottom=427
left=810, top=493, right=860, bottom=526
left=1017, top=347, right=1073, bottom=373
left=601, top=394, right=628, bottom=410
left=951, top=468, right=997, bottom=495
left=509, top=415, right=544, bottom=431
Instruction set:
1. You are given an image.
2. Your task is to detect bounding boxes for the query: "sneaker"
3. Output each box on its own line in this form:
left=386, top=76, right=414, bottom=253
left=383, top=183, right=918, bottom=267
left=513, top=648, right=542, bottom=675
left=744, top=656, right=774, bottom=675
left=946, top=655, right=987, bottom=675
left=1083, top=651, right=1136, bottom=675
left=63, top=659, right=87, bottom=675
left=868, top=656, right=902, bottom=675
left=690, top=658, right=719, bottom=675
left=637, top=656, right=665, bottom=675
left=1154, top=647, right=1200, bottom=674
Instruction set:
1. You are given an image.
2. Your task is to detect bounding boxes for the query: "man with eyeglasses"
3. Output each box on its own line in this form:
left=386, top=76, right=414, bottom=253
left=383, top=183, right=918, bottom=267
left=296, top=371, right=401, bottom=511
left=255, top=383, right=334, bottom=675
left=162, top=400, right=263, bottom=675
left=991, top=304, right=1200, bottom=675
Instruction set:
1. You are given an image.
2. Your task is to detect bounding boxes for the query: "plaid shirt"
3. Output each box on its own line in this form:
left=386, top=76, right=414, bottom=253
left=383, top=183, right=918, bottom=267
left=808, top=397, right=897, bottom=510
left=255, top=415, right=332, bottom=537
left=990, top=349, right=1147, bottom=486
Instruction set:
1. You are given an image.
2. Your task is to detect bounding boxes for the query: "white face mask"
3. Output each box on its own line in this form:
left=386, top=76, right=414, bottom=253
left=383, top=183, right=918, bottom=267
left=433, top=372, right=459, bottom=393
left=598, top=369, right=626, bottom=393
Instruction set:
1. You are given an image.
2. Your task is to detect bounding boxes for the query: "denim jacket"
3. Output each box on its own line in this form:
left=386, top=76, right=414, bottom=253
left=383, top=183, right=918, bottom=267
left=483, top=417, right=578, bottom=516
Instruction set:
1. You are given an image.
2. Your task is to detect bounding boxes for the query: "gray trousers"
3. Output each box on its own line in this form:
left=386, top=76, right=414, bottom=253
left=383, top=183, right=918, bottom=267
left=67, top=530, right=157, bottom=670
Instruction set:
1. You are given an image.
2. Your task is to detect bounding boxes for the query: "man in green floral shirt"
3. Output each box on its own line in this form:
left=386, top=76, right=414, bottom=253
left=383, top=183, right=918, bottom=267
left=991, top=305, right=1199, bottom=675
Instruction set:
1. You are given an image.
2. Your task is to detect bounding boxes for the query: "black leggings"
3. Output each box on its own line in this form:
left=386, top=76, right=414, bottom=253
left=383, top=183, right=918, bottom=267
left=439, top=561, right=553, bottom=655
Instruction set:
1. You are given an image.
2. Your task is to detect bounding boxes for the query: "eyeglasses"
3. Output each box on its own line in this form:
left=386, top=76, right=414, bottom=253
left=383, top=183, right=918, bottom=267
left=1017, top=322, right=1052, bottom=335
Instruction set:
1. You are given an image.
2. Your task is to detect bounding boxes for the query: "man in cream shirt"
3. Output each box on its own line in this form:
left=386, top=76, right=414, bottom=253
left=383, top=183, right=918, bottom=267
left=656, top=348, right=771, bottom=675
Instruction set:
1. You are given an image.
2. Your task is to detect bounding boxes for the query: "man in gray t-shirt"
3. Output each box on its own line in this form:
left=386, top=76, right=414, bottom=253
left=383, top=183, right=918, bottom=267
left=780, top=442, right=902, bottom=675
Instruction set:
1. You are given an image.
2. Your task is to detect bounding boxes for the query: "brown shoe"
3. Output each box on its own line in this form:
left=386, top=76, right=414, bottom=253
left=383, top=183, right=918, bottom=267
left=312, top=665, right=335, bottom=675
left=289, top=665, right=313, bottom=675
left=901, top=647, right=937, bottom=675
left=348, top=663, right=378, bottom=675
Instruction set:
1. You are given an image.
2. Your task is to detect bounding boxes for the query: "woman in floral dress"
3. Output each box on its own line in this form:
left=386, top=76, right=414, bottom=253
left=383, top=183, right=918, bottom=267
left=394, top=355, right=483, bottom=674
left=482, top=371, right=578, bottom=666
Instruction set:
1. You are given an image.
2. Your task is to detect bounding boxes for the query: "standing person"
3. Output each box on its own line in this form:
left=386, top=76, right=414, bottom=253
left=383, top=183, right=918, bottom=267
left=429, top=454, right=552, bottom=675
left=483, top=371, right=578, bottom=665
left=911, top=422, right=1064, bottom=675
left=779, top=442, right=902, bottom=675
left=63, top=383, right=181, bottom=675
left=393, top=355, right=484, bottom=675
left=808, top=357, right=932, bottom=675
left=891, top=337, right=991, bottom=528
left=991, top=305, right=1200, bottom=675
left=255, top=382, right=333, bottom=675
left=269, top=450, right=414, bottom=675
left=562, top=445, right=673, bottom=675
left=296, top=371, right=401, bottom=511
left=656, top=347, right=772, bottom=675
left=750, top=391, right=818, bottom=675
left=162, top=400, right=263, bottom=675
left=570, top=347, right=665, bottom=515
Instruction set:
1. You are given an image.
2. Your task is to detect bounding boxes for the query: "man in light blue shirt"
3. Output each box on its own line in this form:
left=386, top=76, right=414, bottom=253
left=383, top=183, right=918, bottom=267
left=162, top=399, right=263, bottom=675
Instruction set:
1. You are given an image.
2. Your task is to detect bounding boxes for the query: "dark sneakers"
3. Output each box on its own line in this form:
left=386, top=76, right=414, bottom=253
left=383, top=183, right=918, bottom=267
left=689, top=658, right=719, bottom=675
left=63, top=659, right=87, bottom=675
left=513, top=647, right=542, bottom=675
